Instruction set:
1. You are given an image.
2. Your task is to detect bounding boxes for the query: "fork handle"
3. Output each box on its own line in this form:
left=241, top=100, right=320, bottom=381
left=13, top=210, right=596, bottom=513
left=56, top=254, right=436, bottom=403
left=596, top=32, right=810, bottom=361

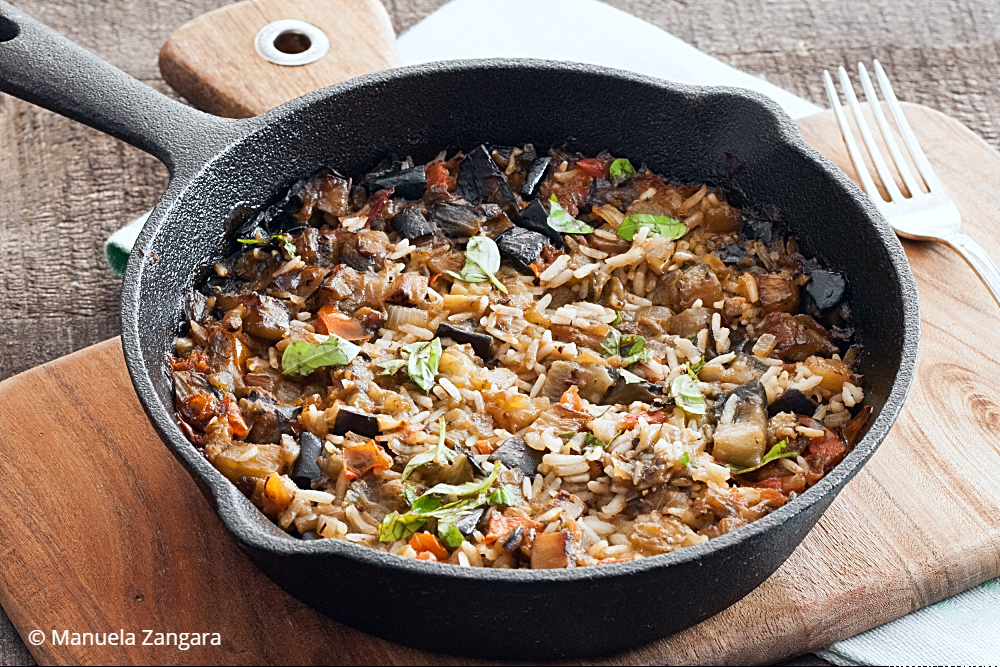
left=944, top=232, right=1000, bottom=309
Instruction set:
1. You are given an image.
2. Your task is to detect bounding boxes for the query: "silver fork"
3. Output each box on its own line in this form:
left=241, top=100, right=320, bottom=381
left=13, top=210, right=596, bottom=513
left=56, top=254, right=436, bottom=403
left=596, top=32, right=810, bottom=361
left=823, top=60, right=1000, bottom=308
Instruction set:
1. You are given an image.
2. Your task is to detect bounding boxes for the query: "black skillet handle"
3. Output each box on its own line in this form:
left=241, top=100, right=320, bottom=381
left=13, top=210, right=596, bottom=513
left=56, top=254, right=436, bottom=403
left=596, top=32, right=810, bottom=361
left=0, top=1, right=238, bottom=175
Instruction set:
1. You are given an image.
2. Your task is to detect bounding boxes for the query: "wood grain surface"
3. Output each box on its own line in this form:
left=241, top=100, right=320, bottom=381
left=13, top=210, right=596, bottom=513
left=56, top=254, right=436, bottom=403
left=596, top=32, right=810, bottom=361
left=2, top=0, right=1000, bottom=663
left=1, top=103, right=999, bottom=665
left=159, top=0, right=399, bottom=117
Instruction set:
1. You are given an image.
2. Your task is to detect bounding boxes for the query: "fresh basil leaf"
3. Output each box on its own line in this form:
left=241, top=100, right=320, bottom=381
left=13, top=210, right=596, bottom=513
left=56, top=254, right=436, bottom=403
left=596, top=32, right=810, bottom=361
left=611, top=311, right=622, bottom=325
left=487, top=485, right=517, bottom=506
left=688, top=356, right=706, bottom=378
left=238, top=233, right=297, bottom=260
left=445, top=235, right=508, bottom=293
left=410, top=493, right=443, bottom=514
left=378, top=511, right=427, bottom=542
left=281, top=335, right=362, bottom=377
left=403, top=338, right=442, bottom=392
left=727, top=439, right=796, bottom=475
left=583, top=433, right=606, bottom=451
left=402, top=485, right=418, bottom=507
left=601, top=328, right=622, bottom=357
left=437, top=522, right=465, bottom=548
left=619, top=369, right=644, bottom=384
left=423, top=462, right=500, bottom=498
left=402, top=417, right=456, bottom=481
left=609, top=158, right=636, bottom=186
left=547, top=195, right=594, bottom=234
left=617, top=214, right=686, bottom=242
left=669, top=373, right=706, bottom=416
left=377, top=358, right=407, bottom=376
left=679, top=452, right=690, bottom=467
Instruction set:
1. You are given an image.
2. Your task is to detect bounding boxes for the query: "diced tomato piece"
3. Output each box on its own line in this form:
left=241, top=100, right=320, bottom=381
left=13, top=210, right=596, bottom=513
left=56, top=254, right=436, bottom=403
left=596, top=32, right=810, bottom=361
left=475, top=440, right=497, bottom=455
left=559, top=388, right=585, bottom=412
left=415, top=551, right=438, bottom=562
left=747, top=478, right=786, bottom=492
left=575, top=157, right=612, bottom=179
left=409, top=532, right=450, bottom=561
left=314, top=305, right=369, bottom=340
left=426, top=161, right=450, bottom=189
left=366, top=188, right=394, bottom=224
left=619, top=411, right=669, bottom=429
left=343, top=440, right=393, bottom=480
left=224, top=395, right=250, bottom=438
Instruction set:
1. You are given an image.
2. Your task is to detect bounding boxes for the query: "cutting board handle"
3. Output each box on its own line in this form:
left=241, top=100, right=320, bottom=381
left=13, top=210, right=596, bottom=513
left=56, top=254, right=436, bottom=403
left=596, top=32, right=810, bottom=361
left=159, top=0, right=400, bottom=118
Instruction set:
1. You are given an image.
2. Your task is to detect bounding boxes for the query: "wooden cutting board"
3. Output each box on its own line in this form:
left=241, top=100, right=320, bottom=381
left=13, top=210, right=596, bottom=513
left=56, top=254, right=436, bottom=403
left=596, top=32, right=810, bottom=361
left=3, top=1, right=1000, bottom=664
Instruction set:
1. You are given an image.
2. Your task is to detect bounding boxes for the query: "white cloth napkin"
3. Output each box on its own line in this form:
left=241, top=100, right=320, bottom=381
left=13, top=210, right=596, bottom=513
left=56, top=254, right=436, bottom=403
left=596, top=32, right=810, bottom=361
left=104, top=5, right=998, bottom=663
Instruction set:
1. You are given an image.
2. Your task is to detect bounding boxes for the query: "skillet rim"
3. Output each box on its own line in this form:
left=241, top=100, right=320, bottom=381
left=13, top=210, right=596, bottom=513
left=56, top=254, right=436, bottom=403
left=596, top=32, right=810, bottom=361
left=120, top=57, right=920, bottom=585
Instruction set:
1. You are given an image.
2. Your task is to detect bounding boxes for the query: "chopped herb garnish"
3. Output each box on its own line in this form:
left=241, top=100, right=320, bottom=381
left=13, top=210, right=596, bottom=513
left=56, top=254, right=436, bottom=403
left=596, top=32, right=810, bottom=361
left=557, top=431, right=577, bottom=439
left=688, top=356, right=706, bottom=377
left=403, top=338, right=442, bottom=392
left=617, top=214, right=686, bottom=242
left=619, top=368, right=644, bottom=384
left=446, top=235, right=508, bottom=293
left=679, top=452, right=691, bottom=467
left=727, top=439, right=796, bottom=475
left=402, top=485, right=419, bottom=507
left=281, top=334, right=361, bottom=377
left=379, top=460, right=501, bottom=543
left=583, top=433, right=606, bottom=451
left=609, top=158, right=636, bottom=186
left=402, top=417, right=456, bottom=481
left=611, top=311, right=622, bottom=325
left=669, top=373, right=706, bottom=416
left=238, top=233, right=297, bottom=260
left=547, top=195, right=594, bottom=234
left=602, top=329, right=653, bottom=367
left=377, top=358, right=407, bottom=376
left=487, top=485, right=517, bottom=506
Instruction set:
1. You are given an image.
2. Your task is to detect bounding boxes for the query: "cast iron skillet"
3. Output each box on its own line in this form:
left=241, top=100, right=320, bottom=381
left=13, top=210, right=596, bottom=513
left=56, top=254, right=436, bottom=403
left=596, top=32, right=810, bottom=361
left=0, top=2, right=919, bottom=659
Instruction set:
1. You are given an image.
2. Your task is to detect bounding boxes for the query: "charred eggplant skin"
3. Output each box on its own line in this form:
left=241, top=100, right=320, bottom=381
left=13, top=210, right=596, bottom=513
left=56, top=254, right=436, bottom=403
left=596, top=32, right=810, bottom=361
left=291, top=431, right=324, bottom=489
left=767, top=387, right=818, bottom=417
left=521, top=157, right=552, bottom=199
left=488, top=438, right=544, bottom=476
left=368, top=165, right=426, bottom=200
left=332, top=407, right=380, bottom=439
left=516, top=198, right=565, bottom=248
left=495, top=226, right=548, bottom=273
left=456, top=144, right=518, bottom=215
left=436, top=322, right=493, bottom=360
left=391, top=206, right=435, bottom=240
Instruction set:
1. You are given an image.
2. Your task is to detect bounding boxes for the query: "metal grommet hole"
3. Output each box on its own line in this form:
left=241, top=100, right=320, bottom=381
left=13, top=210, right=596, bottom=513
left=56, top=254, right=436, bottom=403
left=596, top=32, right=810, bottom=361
left=254, top=19, right=329, bottom=67
left=0, top=16, right=19, bottom=43
left=273, top=30, right=311, bottom=55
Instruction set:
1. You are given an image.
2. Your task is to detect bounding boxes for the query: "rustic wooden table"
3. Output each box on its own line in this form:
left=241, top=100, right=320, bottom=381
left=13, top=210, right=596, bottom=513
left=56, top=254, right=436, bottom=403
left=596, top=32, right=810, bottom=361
left=1, top=0, right=997, bottom=664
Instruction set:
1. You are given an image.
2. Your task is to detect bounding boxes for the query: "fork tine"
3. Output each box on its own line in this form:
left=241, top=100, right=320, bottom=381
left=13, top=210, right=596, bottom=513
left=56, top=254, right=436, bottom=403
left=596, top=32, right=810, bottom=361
left=823, top=69, right=884, bottom=203
left=857, top=63, right=924, bottom=198
left=873, top=60, right=947, bottom=194
left=837, top=66, right=904, bottom=203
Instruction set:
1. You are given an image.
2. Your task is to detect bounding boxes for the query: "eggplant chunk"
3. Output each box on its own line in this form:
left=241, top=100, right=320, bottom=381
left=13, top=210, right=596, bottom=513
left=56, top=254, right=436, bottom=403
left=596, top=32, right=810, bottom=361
left=531, top=531, right=570, bottom=569
left=429, top=202, right=484, bottom=238
left=719, top=352, right=769, bottom=385
left=291, top=431, right=324, bottom=489
left=521, top=157, right=553, bottom=199
left=489, top=437, right=544, bottom=476
left=767, top=387, right=818, bottom=417
left=456, top=144, right=518, bottom=215
left=333, top=407, right=380, bottom=439
left=456, top=507, right=485, bottom=536
left=712, top=380, right=768, bottom=469
left=540, top=361, right=616, bottom=404
left=602, top=370, right=665, bottom=405
left=239, top=397, right=302, bottom=444
left=516, top=198, right=565, bottom=248
left=436, top=322, right=493, bottom=360
left=369, top=165, right=426, bottom=200
left=806, top=269, right=846, bottom=310
left=495, top=226, right=548, bottom=273
left=391, top=206, right=435, bottom=240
